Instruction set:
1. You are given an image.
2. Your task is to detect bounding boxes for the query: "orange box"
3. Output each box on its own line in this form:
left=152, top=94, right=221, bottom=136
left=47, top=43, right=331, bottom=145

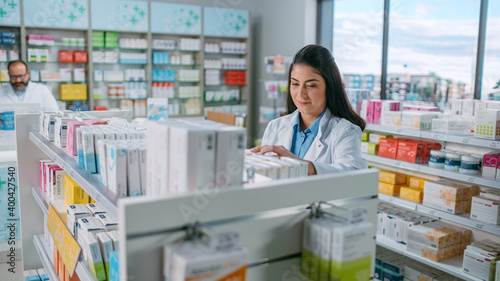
left=396, top=140, right=427, bottom=163
left=378, top=181, right=404, bottom=196
left=58, top=255, right=65, bottom=279
left=400, top=186, right=423, bottom=203
left=379, top=170, right=407, bottom=185
left=74, top=51, right=87, bottom=63
left=54, top=247, right=59, bottom=273
left=65, top=268, right=81, bottom=281
left=378, top=138, right=399, bottom=159
left=59, top=51, right=74, bottom=62
left=408, top=176, right=428, bottom=191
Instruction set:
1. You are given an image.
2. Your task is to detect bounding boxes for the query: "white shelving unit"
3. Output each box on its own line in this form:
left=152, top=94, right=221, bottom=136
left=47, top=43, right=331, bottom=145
left=376, top=236, right=481, bottom=281
left=365, top=124, right=500, bottom=149
left=362, top=153, right=500, bottom=189
left=367, top=124, right=500, bottom=281
left=17, top=112, right=379, bottom=280
left=378, top=193, right=500, bottom=235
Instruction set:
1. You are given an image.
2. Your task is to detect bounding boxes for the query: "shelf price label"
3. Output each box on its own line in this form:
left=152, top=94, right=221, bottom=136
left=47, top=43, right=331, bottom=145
left=475, top=223, right=484, bottom=230
left=431, top=133, right=445, bottom=141
left=466, top=177, right=476, bottom=183
left=47, top=205, right=81, bottom=277
left=490, top=142, right=499, bottom=148
left=461, top=138, right=471, bottom=144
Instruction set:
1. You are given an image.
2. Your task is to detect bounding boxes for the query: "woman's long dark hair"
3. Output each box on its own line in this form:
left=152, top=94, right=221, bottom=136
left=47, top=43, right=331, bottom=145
left=286, top=44, right=366, bottom=131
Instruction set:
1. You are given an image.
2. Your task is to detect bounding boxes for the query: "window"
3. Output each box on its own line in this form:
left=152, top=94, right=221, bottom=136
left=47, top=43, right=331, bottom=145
left=333, top=0, right=384, bottom=99
left=482, top=0, right=500, bottom=100
left=387, top=0, right=481, bottom=104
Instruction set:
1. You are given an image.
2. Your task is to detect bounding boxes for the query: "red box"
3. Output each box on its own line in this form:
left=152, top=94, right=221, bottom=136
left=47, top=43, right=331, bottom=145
left=225, top=70, right=246, bottom=85
left=74, top=51, right=87, bottom=63
left=94, top=106, right=108, bottom=110
left=59, top=51, right=73, bottom=62
left=378, top=138, right=399, bottom=159
left=396, top=140, right=427, bottom=163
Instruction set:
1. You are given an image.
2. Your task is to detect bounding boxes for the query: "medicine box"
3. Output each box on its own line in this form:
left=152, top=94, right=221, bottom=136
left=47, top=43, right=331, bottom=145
left=400, top=187, right=423, bottom=203
left=482, top=153, right=500, bottom=178
left=396, top=140, right=426, bottom=164
left=378, top=138, right=399, bottom=159
left=403, top=263, right=443, bottom=281
left=379, top=170, right=407, bottom=185
left=378, top=182, right=404, bottom=196
left=470, top=196, right=500, bottom=225
left=423, top=194, right=467, bottom=214
left=67, top=204, right=92, bottom=237
left=369, top=133, right=391, bottom=144
left=475, top=109, right=500, bottom=140
left=407, top=223, right=453, bottom=249
left=463, top=248, right=497, bottom=281
left=407, top=241, right=455, bottom=262
left=380, top=111, right=402, bottom=127
left=423, top=180, right=466, bottom=201
left=95, top=213, right=118, bottom=231
left=408, top=176, right=428, bottom=191
left=106, top=142, right=128, bottom=197
left=64, top=175, right=89, bottom=207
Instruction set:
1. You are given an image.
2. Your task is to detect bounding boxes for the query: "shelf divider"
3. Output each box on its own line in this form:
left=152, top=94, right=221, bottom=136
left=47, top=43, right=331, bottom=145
left=28, top=131, right=118, bottom=219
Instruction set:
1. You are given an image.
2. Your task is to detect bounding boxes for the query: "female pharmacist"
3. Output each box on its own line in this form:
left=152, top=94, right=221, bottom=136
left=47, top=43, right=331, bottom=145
left=251, top=45, right=367, bottom=175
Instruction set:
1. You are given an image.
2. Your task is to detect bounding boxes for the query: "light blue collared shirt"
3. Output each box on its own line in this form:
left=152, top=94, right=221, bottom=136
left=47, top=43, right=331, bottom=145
left=290, top=109, right=326, bottom=158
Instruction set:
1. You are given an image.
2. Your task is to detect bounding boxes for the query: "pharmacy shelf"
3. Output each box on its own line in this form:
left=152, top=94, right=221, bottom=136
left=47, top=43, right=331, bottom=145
left=33, top=235, right=61, bottom=281
left=151, top=48, right=200, bottom=52
left=362, top=153, right=500, bottom=189
left=56, top=99, right=88, bottom=102
left=27, top=44, right=86, bottom=48
left=28, top=61, right=87, bottom=64
left=28, top=131, right=118, bottom=219
left=376, top=235, right=481, bottom=281
left=152, top=64, right=200, bottom=67
left=32, top=187, right=49, bottom=217
left=365, top=124, right=500, bottom=149
left=204, top=68, right=247, bottom=70
left=32, top=188, right=98, bottom=281
left=94, top=98, right=147, bottom=101
left=205, top=84, right=245, bottom=86
left=94, top=80, right=148, bottom=83
left=204, top=52, right=247, bottom=55
left=41, top=80, right=87, bottom=83
left=168, top=96, right=201, bottom=100
left=379, top=193, right=500, bottom=235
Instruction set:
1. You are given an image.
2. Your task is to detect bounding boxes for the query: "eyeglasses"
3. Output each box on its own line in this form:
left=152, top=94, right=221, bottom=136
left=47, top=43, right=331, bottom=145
left=10, top=74, right=27, bottom=80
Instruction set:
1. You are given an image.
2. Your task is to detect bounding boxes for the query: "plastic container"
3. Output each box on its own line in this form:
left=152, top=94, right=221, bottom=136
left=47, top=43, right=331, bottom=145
left=459, top=155, right=481, bottom=175
left=429, top=150, right=446, bottom=169
left=444, top=152, right=461, bottom=172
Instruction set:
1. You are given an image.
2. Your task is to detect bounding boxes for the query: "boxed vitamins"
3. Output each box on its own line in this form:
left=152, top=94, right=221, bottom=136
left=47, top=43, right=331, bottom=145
left=95, top=213, right=118, bottom=231
left=423, top=194, right=467, bottom=214
left=67, top=204, right=92, bottom=237
left=86, top=203, right=106, bottom=215
left=379, top=170, right=407, bottom=184
left=400, top=187, right=423, bottom=203
left=378, top=138, right=399, bottom=159
left=378, top=182, right=404, bottom=196
left=470, top=196, right=500, bottom=225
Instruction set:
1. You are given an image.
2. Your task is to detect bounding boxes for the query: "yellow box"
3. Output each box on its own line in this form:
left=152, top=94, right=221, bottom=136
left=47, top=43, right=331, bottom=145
left=64, top=175, right=89, bottom=207
left=378, top=182, right=404, bottom=196
left=379, top=170, right=407, bottom=185
left=368, top=143, right=378, bottom=155
left=73, top=84, right=88, bottom=100
left=60, top=84, right=88, bottom=100
left=362, top=131, right=370, bottom=142
left=400, top=187, right=423, bottom=203
left=90, top=197, right=96, bottom=203
left=408, top=176, right=428, bottom=191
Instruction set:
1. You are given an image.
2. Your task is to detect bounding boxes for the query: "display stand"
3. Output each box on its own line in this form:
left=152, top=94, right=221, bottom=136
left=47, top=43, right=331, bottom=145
left=17, top=112, right=378, bottom=280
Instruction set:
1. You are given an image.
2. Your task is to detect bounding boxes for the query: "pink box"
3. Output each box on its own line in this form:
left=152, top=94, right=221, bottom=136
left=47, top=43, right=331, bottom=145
left=483, top=153, right=500, bottom=178
left=83, top=119, right=108, bottom=126
left=66, top=121, right=87, bottom=156
left=373, top=100, right=383, bottom=124
left=497, top=155, right=500, bottom=180
left=39, top=160, right=53, bottom=192
left=45, top=163, right=58, bottom=195
left=366, top=100, right=376, bottom=123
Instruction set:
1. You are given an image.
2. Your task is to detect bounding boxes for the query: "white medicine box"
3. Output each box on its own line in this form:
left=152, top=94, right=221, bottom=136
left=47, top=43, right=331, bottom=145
left=475, top=109, right=500, bottom=140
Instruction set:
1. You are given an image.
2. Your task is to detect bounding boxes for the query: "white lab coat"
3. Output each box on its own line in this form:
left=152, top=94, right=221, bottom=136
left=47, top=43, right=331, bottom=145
left=0, top=82, right=58, bottom=111
left=261, top=109, right=368, bottom=174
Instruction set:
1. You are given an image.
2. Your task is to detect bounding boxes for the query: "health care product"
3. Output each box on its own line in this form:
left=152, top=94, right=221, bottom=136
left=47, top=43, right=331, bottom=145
left=48, top=165, right=66, bottom=201
left=166, top=242, right=248, bottom=281
left=23, top=270, right=41, bottom=281
left=369, top=133, right=392, bottom=144
left=396, top=140, right=427, bottom=163
left=67, top=204, right=92, bottom=237
left=381, top=255, right=412, bottom=281
left=360, top=141, right=378, bottom=155
left=429, top=150, right=447, bottom=169
left=400, top=187, right=423, bottom=203
left=107, top=230, right=120, bottom=251
left=480, top=189, right=500, bottom=201
left=54, top=116, right=72, bottom=148
left=37, top=268, right=49, bottom=281
left=106, top=141, right=128, bottom=197
left=302, top=218, right=374, bottom=281
left=64, top=175, right=89, bottom=207
left=401, top=111, right=437, bottom=130
left=470, top=196, right=500, bottom=225
left=379, top=170, right=407, bottom=185
left=408, top=176, right=428, bottom=190
left=483, top=152, right=500, bottom=178
left=475, top=109, right=500, bottom=140
left=79, top=231, right=107, bottom=281
left=95, top=213, right=118, bottom=231
left=378, top=182, right=404, bottom=196
left=463, top=239, right=500, bottom=281
left=378, top=138, right=399, bottom=159
left=96, top=232, right=114, bottom=280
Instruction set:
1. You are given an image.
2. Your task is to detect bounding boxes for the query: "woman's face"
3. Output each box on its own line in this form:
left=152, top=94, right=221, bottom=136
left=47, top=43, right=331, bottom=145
left=290, top=64, right=327, bottom=118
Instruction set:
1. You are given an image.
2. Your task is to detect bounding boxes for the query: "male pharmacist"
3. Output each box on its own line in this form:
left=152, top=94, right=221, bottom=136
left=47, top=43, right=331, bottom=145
left=0, top=59, right=58, bottom=111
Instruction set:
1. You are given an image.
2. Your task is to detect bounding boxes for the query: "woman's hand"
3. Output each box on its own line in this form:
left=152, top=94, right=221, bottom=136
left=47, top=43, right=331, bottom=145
left=250, top=145, right=317, bottom=175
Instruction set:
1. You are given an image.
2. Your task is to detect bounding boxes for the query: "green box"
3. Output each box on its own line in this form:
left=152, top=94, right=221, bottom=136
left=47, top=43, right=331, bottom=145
left=105, top=32, right=118, bottom=39
left=362, top=131, right=370, bottom=142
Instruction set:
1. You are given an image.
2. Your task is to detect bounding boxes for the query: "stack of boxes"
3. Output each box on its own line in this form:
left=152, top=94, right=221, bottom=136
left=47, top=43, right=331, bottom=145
left=462, top=239, right=500, bottom=281
left=423, top=180, right=479, bottom=214
left=92, top=31, right=118, bottom=48
left=60, top=84, right=88, bottom=100
left=378, top=170, right=407, bottom=198
left=407, top=221, right=471, bottom=262
left=471, top=189, right=500, bottom=226
left=225, top=70, right=246, bottom=85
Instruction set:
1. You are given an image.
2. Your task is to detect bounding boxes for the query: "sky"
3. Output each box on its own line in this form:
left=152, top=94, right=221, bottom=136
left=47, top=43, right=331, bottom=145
left=332, top=0, right=499, bottom=97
